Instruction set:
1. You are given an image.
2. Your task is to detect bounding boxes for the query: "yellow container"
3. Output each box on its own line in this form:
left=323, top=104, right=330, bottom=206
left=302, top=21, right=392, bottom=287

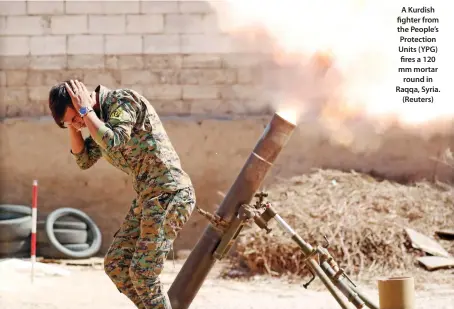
left=378, top=276, right=415, bottom=309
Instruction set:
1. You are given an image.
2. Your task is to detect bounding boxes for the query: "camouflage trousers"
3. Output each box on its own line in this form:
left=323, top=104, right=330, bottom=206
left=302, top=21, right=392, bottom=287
left=104, top=187, right=196, bottom=309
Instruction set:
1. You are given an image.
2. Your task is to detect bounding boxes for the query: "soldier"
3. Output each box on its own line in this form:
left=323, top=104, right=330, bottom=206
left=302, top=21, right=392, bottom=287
left=48, top=79, right=196, bottom=309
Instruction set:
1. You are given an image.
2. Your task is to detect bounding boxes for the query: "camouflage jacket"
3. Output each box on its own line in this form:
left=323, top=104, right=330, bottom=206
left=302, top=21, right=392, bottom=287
left=71, top=85, right=192, bottom=198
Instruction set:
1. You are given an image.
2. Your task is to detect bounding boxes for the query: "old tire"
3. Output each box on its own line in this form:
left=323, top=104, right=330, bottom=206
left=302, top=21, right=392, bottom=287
left=53, top=215, right=87, bottom=230
left=37, top=243, right=90, bottom=259
left=45, top=208, right=102, bottom=259
left=37, top=216, right=88, bottom=232
left=38, top=215, right=88, bottom=230
left=0, top=204, right=32, bottom=220
left=2, top=206, right=87, bottom=230
left=0, top=239, right=30, bottom=258
left=65, top=243, right=90, bottom=251
left=37, top=214, right=88, bottom=231
left=37, top=228, right=88, bottom=244
left=0, top=205, right=32, bottom=242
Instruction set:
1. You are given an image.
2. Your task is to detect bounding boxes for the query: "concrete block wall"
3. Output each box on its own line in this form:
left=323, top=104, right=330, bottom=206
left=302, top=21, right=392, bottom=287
left=1, top=1, right=453, bottom=255
left=0, top=0, right=271, bottom=118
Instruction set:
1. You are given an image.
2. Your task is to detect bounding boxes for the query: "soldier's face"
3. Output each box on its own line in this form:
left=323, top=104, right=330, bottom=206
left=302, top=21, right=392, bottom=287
left=63, top=108, right=85, bottom=131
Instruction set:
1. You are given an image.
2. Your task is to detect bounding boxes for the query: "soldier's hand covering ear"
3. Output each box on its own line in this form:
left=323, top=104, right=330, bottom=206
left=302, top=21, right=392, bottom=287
left=65, top=80, right=95, bottom=111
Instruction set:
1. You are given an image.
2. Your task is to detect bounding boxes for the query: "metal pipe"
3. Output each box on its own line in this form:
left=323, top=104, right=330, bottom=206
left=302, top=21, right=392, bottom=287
left=348, top=285, right=379, bottom=309
left=308, top=259, right=352, bottom=309
left=320, top=261, right=364, bottom=308
left=270, top=210, right=352, bottom=309
left=168, top=112, right=297, bottom=309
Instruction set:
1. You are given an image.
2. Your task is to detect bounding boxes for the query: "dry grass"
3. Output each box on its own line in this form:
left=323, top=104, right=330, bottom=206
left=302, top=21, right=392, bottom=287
left=433, top=148, right=453, bottom=169
left=222, top=169, right=454, bottom=282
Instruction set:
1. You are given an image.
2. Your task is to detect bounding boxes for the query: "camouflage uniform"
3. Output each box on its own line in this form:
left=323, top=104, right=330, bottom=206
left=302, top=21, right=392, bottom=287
left=71, top=85, right=195, bottom=309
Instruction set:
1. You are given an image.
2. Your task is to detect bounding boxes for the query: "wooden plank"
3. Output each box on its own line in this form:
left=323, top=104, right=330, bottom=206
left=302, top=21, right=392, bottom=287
left=64, top=258, right=103, bottom=266
left=405, top=228, right=451, bottom=258
left=36, top=258, right=62, bottom=264
left=417, top=256, right=454, bottom=271
left=435, top=229, right=454, bottom=240
left=36, top=257, right=103, bottom=266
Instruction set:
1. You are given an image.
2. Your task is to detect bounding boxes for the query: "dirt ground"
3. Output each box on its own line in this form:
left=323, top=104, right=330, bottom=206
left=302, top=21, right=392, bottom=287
left=0, top=258, right=453, bottom=309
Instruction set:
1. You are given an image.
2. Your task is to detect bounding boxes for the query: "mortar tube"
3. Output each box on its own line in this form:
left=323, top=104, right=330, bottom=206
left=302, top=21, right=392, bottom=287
left=168, top=112, right=297, bottom=309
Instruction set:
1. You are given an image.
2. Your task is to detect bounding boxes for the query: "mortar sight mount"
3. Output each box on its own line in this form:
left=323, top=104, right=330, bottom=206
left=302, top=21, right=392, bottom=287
left=197, top=191, right=380, bottom=309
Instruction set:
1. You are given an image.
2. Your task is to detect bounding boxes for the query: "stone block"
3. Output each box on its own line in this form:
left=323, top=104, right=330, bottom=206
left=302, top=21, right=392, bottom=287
left=143, top=34, right=180, bottom=54
left=26, top=72, right=44, bottom=87
left=179, top=69, right=236, bottom=85
left=126, top=14, right=164, bottom=33
left=29, top=86, right=51, bottom=101
left=83, top=71, right=119, bottom=87
left=179, top=1, right=215, bottom=13
left=0, top=37, right=29, bottom=56
left=101, top=0, right=140, bottom=14
left=226, top=99, right=271, bottom=114
left=142, top=85, right=182, bottom=100
left=3, top=87, right=27, bottom=103
left=0, top=16, right=5, bottom=33
left=65, top=1, right=140, bottom=14
left=65, top=1, right=103, bottom=14
left=180, top=34, right=235, bottom=53
left=152, top=100, right=187, bottom=115
left=0, top=1, right=26, bottom=15
left=0, top=88, right=5, bottom=117
left=30, top=36, right=66, bottom=56
left=27, top=71, right=63, bottom=87
left=106, top=55, right=144, bottom=70
left=182, top=54, right=222, bottom=68
left=123, top=70, right=179, bottom=85
left=220, top=85, right=262, bottom=100
left=188, top=99, right=226, bottom=115
left=236, top=68, right=255, bottom=84
left=182, top=85, right=220, bottom=99
left=165, top=13, right=206, bottom=34
left=6, top=71, right=27, bottom=87
left=0, top=71, right=5, bottom=86
left=0, top=56, right=30, bottom=70
left=105, top=35, right=142, bottom=55
left=140, top=1, right=179, bottom=13
left=27, top=1, right=64, bottom=15
left=24, top=100, right=48, bottom=116
left=4, top=16, right=50, bottom=35
left=222, top=53, right=269, bottom=68
left=67, top=55, right=104, bottom=69
left=67, top=35, right=104, bottom=55
left=60, top=70, right=85, bottom=83
left=88, top=15, right=126, bottom=34
left=202, top=13, right=221, bottom=33
left=1, top=87, right=30, bottom=117
left=50, top=15, right=88, bottom=34
left=120, top=70, right=157, bottom=85
left=30, top=56, right=67, bottom=70
left=151, top=70, right=180, bottom=84
left=143, top=55, right=182, bottom=69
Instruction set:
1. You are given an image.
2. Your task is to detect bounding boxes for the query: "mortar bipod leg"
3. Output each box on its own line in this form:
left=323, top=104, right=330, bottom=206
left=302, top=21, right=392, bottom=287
left=306, top=259, right=354, bottom=309
left=263, top=206, right=353, bottom=309
left=347, top=284, right=379, bottom=309
left=319, top=261, right=365, bottom=308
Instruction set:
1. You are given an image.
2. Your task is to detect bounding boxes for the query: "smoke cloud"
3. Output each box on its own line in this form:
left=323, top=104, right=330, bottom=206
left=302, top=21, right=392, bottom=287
left=206, top=0, right=454, bottom=153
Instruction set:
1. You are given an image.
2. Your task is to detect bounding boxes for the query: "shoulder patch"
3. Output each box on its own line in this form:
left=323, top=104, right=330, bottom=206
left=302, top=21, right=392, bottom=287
left=110, top=108, right=122, bottom=118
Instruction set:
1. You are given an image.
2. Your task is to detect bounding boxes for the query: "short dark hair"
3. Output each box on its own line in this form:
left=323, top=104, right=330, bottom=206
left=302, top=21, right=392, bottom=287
left=48, top=80, right=74, bottom=128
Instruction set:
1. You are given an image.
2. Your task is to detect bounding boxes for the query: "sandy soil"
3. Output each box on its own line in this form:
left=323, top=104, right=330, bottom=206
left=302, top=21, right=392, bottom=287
left=0, top=258, right=453, bottom=309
